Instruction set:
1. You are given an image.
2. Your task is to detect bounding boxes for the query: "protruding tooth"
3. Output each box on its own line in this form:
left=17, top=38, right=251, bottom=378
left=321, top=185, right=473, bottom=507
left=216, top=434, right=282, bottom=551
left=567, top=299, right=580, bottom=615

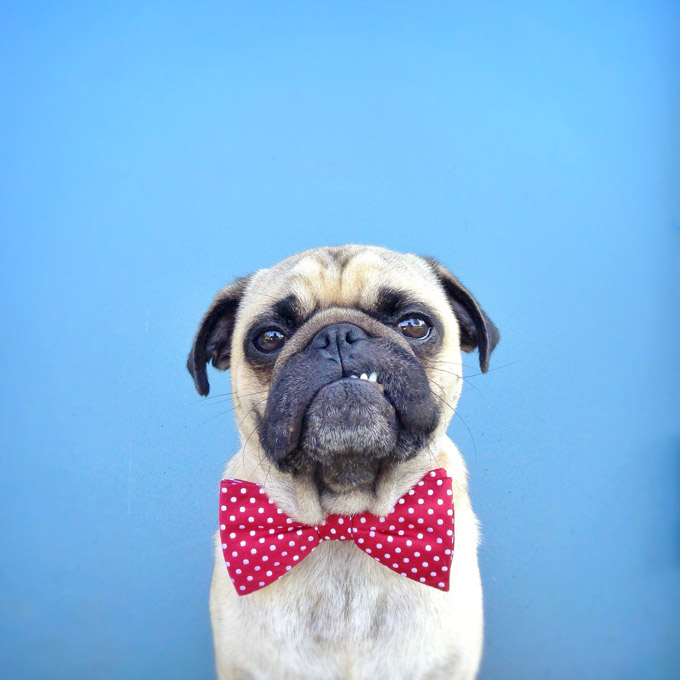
left=368, top=372, right=378, bottom=382
left=360, top=373, right=368, bottom=380
left=350, top=374, right=358, bottom=379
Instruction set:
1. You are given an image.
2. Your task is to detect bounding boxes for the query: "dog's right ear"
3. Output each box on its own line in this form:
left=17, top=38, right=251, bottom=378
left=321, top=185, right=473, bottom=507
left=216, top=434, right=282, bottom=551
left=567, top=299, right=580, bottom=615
left=187, top=275, right=251, bottom=396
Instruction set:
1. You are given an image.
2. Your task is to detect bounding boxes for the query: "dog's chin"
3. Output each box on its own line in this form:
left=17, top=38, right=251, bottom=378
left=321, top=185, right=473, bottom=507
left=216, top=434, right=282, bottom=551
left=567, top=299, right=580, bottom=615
left=298, top=379, right=398, bottom=492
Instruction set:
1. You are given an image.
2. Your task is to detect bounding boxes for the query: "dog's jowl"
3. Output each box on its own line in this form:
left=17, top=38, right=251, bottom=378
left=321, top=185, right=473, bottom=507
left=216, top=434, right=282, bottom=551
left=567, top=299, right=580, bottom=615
left=187, top=245, right=499, bottom=680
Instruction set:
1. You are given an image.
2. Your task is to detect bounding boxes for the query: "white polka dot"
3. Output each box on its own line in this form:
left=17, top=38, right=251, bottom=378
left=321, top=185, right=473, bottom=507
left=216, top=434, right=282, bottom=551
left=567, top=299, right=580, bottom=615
left=250, top=548, right=257, bottom=554
left=308, top=536, right=314, bottom=541
left=360, top=517, right=367, bottom=523
left=262, top=555, right=268, bottom=561
left=239, top=506, right=245, bottom=513
left=249, top=530, right=256, bottom=536
left=395, top=547, right=401, bottom=553
left=420, top=577, right=426, bottom=583
left=434, top=556, right=440, bottom=562
left=398, top=530, right=404, bottom=536
left=418, top=481, right=424, bottom=486
left=437, top=538, right=443, bottom=544
left=422, top=561, right=428, bottom=567
left=266, top=570, right=272, bottom=576
left=222, top=544, right=227, bottom=550
left=417, top=518, right=424, bottom=524
left=247, top=576, right=253, bottom=582
left=437, top=519, right=444, bottom=525
left=231, top=551, right=238, bottom=557
left=369, top=531, right=375, bottom=538
left=389, top=525, right=395, bottom=531
left=293, top=555, right=299, bottom=561
left=425, top=545, right=431, bottom=551
left=406, top=540, right=412, bottom=546
left=240, top=488, right=247, bottom=494
left=447, top=509, right=453, bottom=516
left=222, top=488, right=227, bottom=493
left=447, top=530, right=453, bottom=536
left=387, top=536, right=393, bottom=543
left=430, top=471, right=436, bottom=477
left=408, top=490, right=415, bottom=495
left=281, top=551, right=287, bottom=557
left=442, top=566, right=448, bottom=572
left=408, top=508, right=414, bottom=514
left=249, top=498, right=256, bottom=503
left=338, top=518, right=344, bottom=524
left=235, top=568, right=242, bottom=574
left=230, top=496, right=237, bottom=502
left=259, top=538, right=265, bottom=544
left=239, top=586, right=246, bottom=591
left=438, top=582, right=445, bottom=588
left=243, top=559, right=249, bottom=565
left=385, top=553, right=391, bottom=559
left=358, top=538, right=364, bottom=544
left=274, top=561, right=280, bottom=567
left=445, top=549, right=452, bottom=555
left=269, top=545, right=276, bottom=551
left=398, top=498, right=405, bottom=504
left=330, top=528, right=336, bottom=535
left=376, top=543, right=382, bottom=549
left=267, top=518, right=273, bottom=524
left=437, top=480, right=443, bottom=486
left=403, top=557, right=409, bottom=563
left=379, top=517, right=385, bottom=522
left=427, top=490, right=433, bottom=496
left=248, top=517, right=254, bottom=523
left=447, top=489, right=452, bottom=496
left=437, top=499, right=444, bottom=506
left=417, top=499, right=424, bottom=505
left=411, top=567, right=417, bottom=573
left=427, top=509, right=434, bottom=515
left=259, top=582, right=265, bottom=587
left=393, top=563, right=399, bottom=568
left=289, top=541, right=295, bottom=547
left=258, top=508, right=264, bottom=514
left=220, top=524, right=226, bottom=531
left=414, top=551, right=420, bottom=557
left=431, top=571, right=436, bottom=577
left=285, top=566, right=291, bottom=571
left=229, top=515, right=236, bottom=521
left=239, top=540, right=246, bottom=547
left=221, top=505, right=226, bottom=511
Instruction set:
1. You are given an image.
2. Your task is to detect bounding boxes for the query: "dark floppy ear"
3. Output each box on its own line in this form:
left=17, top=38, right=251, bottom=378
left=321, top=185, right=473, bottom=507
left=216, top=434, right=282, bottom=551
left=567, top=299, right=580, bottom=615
left=424, top=258, right=500, bottom=373
left=187, top=275, right=251, bottom=396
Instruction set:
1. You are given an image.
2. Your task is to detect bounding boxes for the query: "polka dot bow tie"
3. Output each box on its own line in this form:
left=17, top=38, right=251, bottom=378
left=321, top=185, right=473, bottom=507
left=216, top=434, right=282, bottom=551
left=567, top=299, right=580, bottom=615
left=219, top=468, right=455, bottom=595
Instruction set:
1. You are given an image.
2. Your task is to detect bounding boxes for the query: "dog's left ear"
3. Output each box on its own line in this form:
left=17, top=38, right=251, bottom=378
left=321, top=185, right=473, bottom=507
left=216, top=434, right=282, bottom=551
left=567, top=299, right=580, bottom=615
left=187, top=275, right=252, bottom=396
left=423, top=257, right=500, bottom=373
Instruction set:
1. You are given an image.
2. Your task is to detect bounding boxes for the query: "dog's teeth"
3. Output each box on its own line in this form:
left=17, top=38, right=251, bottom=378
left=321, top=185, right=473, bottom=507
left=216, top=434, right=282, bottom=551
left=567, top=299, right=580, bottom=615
left=350, top=374, right=359, bottom=379
left=368, top=372, right=378, bottom=382
left=360, top=373, right=368, bottom=380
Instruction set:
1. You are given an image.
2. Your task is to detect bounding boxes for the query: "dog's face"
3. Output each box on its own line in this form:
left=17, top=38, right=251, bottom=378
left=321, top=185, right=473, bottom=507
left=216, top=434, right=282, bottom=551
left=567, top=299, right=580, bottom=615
left=188, top=246, right=498, bottom=495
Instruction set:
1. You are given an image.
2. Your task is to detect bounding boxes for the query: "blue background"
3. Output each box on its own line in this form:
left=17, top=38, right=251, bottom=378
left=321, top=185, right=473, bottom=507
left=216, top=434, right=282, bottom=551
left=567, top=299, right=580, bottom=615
left=1, top=2, right=679, bottom=678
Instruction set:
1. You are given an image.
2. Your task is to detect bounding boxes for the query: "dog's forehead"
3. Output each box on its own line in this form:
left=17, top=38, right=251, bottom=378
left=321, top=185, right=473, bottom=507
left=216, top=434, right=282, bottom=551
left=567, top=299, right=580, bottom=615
left=242, top=246, right=441, bottom=317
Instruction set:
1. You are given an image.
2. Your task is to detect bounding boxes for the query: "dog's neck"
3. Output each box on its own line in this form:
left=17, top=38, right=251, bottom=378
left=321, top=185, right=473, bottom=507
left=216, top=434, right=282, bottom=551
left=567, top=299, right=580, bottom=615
left=225, top=435, right=455, bottom=525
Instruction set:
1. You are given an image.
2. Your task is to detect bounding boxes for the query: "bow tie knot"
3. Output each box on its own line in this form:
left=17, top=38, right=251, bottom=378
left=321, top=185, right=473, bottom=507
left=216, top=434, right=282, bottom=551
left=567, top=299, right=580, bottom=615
left=316, top=515, right=354, bottom=542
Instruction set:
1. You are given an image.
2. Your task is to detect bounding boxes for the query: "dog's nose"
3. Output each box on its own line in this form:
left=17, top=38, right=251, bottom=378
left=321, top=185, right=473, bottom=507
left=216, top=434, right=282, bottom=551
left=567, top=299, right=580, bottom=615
left=310, top=323, right=368, bottom=363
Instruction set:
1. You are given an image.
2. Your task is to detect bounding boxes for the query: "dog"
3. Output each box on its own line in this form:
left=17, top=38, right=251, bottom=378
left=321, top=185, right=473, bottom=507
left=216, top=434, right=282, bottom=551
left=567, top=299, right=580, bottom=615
left=187, top=245, right=499, bottom=680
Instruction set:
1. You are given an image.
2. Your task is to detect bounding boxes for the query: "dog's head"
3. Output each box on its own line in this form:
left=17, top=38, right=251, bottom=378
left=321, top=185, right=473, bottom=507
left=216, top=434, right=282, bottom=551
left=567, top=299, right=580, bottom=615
left=188, top=246, right=498, bottom=495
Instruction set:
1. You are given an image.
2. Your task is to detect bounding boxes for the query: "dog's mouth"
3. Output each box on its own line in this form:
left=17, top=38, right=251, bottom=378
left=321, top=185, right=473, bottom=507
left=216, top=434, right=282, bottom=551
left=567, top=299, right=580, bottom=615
left=257, top=322, right=440, bottom=493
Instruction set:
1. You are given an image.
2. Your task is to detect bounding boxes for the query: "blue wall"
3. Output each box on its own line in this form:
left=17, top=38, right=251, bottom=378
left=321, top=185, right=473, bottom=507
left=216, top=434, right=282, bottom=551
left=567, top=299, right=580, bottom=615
left=1, top=2, right=678, bottom=678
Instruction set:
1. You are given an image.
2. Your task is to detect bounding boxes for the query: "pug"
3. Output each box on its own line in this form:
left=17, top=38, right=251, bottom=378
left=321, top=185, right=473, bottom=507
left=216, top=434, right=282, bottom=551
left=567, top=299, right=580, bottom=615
left=187, top=245, right=499, bottom=680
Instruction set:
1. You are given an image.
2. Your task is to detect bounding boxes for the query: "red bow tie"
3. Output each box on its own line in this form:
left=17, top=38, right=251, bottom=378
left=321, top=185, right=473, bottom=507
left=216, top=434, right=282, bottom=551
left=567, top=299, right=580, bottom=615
left=219, top=468, right=454, bottom=595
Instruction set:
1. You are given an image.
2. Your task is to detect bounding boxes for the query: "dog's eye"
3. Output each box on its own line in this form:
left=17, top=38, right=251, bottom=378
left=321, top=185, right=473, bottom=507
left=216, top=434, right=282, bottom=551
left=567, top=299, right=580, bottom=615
left=397, top=316, right=431, bottom=340
left=255, top=329, right=286, bottom=353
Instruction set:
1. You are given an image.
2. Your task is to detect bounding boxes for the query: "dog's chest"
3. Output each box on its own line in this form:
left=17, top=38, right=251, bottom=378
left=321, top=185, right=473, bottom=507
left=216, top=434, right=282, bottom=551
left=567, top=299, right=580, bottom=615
left=231, top=541, right=452, bottom=678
